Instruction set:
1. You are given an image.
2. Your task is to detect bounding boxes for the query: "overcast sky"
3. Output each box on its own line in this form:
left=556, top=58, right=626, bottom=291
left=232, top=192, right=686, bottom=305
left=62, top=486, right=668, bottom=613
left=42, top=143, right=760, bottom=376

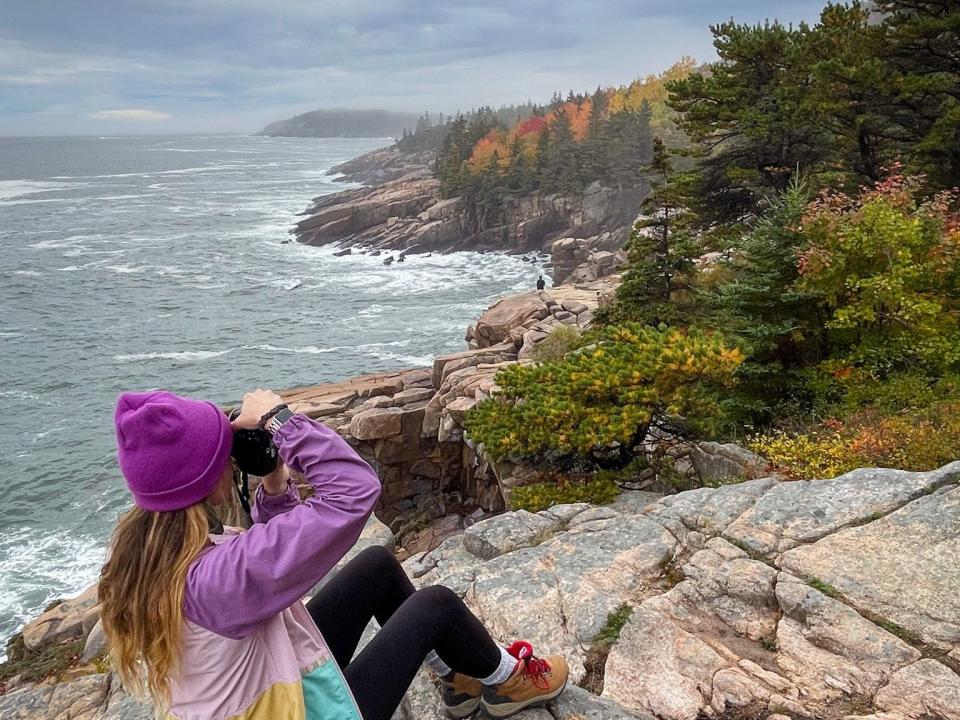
left=0, top=1, right=827, bottom=137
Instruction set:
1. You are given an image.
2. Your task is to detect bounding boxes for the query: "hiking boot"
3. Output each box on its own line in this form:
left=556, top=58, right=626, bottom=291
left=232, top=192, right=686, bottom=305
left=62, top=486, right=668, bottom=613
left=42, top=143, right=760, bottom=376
left=440, top=673, right=483, bottom=719
left=481, top=641, right=568, bottom=718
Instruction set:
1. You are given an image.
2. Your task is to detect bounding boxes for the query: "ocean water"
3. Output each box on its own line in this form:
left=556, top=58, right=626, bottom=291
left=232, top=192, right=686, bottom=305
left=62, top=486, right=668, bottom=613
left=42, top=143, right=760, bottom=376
left=0, top=134, right=545, bottom=647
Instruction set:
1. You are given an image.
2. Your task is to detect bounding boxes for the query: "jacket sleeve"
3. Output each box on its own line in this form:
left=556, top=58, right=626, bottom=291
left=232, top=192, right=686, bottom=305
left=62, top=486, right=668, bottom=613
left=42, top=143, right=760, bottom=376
left=250, top=478, right=300, bottom=523
left=183, top=415, right=382, bottom=639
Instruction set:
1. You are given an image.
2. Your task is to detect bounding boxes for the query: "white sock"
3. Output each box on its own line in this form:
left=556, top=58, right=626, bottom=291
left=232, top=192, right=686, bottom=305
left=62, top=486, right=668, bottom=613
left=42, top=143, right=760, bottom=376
left=479, top=647, right=517, bottom=686
left=425, top=650, right=453, bottom=678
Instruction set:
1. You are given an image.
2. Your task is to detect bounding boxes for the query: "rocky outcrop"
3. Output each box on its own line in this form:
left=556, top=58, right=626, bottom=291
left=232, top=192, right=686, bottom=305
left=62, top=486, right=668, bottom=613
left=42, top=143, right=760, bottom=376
left=295, top=173, right=647, bottom=255
left=5, top=444, right=957, bottom=720
left=328, top=145, right=436, bottom=185
left=550, top=235, right=629, bottom=286
left=395, top=464, right=960, bottom=720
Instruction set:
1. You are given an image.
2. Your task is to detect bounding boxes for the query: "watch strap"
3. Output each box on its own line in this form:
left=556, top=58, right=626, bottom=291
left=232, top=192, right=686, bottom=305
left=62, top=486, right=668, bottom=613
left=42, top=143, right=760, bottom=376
left=257, top=403, right=288, bottom=431
left=264, top=407, right=295, bottom=435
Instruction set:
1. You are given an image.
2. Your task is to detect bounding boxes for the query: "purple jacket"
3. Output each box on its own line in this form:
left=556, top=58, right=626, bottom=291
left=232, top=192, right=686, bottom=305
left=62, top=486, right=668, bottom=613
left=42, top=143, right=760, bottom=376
left=168, top=415, right=381, bottom=720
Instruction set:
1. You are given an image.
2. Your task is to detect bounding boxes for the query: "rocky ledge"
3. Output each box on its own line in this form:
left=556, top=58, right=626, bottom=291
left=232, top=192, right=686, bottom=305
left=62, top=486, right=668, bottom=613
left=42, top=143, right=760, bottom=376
left=386, top=461, right=960, bottom=720
left=328, top=145, right=435, bottom=186
left=296, top=146, right=644, bottom=255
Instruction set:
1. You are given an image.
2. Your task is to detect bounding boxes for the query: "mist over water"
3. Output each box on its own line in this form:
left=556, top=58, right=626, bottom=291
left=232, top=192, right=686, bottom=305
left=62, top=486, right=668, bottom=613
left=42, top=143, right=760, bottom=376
left=0, top=135, right=546, bottom=646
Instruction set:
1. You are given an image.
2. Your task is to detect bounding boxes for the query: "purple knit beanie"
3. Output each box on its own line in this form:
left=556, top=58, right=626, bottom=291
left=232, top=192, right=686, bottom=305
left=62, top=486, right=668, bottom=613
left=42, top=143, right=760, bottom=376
left=115, top=390, right=233, bottom=512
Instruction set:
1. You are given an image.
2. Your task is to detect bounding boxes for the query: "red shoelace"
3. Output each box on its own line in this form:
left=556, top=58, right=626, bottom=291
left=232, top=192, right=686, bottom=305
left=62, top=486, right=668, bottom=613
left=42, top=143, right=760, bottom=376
left=507, top=641, right=552, bottom=690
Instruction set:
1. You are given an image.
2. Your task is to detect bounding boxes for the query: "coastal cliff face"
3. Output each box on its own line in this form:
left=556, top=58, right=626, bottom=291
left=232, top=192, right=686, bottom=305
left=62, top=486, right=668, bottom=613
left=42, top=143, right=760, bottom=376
left=296, top=147, right=646, bottom=256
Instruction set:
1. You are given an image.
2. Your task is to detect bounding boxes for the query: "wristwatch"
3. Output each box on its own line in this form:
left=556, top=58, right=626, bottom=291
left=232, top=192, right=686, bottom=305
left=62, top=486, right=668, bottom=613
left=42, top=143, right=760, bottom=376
left=263, top=406, right=295, bottom=435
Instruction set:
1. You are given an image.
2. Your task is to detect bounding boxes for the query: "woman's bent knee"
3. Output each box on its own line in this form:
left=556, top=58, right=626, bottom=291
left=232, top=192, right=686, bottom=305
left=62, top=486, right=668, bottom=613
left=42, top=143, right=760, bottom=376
left=412, top=585, right=461, bottom=613
left=354, top=544, right=399, bottom=571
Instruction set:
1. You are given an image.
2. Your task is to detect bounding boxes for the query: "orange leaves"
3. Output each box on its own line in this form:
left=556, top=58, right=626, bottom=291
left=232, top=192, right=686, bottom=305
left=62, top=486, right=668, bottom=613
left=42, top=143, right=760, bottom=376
left=467, top=129, right=509, bottom=172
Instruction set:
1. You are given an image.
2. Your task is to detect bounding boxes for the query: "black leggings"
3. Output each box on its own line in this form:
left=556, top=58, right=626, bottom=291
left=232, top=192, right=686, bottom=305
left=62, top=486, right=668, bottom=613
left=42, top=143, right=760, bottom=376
left=306, top=545, right=502, bottom=720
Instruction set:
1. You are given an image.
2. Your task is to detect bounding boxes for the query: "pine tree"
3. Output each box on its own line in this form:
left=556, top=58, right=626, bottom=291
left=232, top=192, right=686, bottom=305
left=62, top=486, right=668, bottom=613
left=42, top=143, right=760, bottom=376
left=601, top=136, right=699, bottom=326
left=668, top=19, right=830, bottom=225
left=707, top=178, right=830, bottom=422
left=541, top=107, right=580, bottom=194
left=435, top=115, right=470, bottom=197
left=876, top=0, right=960, bottom=187
left=799, top=3, right=898, bottom=185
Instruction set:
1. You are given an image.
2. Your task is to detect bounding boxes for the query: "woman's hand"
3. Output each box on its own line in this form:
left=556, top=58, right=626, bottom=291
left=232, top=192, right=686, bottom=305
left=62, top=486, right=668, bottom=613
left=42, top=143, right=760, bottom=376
left=230, top=388, right=286, bottom=430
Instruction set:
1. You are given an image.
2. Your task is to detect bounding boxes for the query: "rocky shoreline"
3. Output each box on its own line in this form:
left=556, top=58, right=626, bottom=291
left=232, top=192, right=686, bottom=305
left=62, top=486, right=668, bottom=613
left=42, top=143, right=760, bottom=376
left=2, top=156, right=958, bottom=719
left=296, top=146, right=645, bottom=257
left=8, top=261, right=957, bottom=720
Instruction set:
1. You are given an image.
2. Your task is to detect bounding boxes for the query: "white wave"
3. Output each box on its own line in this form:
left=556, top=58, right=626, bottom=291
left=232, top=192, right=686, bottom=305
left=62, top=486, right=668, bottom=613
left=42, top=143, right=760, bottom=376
left=356, top=339, right=412, bottom=350
left=248, top=344, right=348, bottom=355
left=0, top=179, right=83, bottom=201
left=0, top=389, right=40, bottom=401
left=367, top=351, right=434, bottom=367
left=29, top=234, right=103, bottom=251
left=11, top=269, right=43, bottom=277
left=0, top=528, right=106, bottom=651
left=147, top=148, right=263, bottom=154
left=113, top=349, right=233, bottom=363
left=103, top=264, right=150, bottom=274
left=49, top=165, right=246, bottom=181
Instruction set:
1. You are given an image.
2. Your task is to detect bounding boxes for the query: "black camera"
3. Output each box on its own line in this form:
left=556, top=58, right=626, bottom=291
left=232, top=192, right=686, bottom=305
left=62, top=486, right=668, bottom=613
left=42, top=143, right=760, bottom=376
left=228, top=408, right=279, bottom=476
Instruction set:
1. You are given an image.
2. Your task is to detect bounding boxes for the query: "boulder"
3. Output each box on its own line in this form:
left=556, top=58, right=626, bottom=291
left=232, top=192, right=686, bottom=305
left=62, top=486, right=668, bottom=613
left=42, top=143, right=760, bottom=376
left=560, top=299, right=589, bottom=315
left=463, top=510, right=561, bottom=560
left=349, top=407, right=405, bottom=440
left=688, top=441, right=767, bottom=483
left=81, top=619, right=108, bottom=663
left=0, top=672, right=111, bottom=720
left=392, top=387, right=434, bottom=405
left=21, top=585, right=98, bottom=651
left=472, top=293, right=549, bottom=348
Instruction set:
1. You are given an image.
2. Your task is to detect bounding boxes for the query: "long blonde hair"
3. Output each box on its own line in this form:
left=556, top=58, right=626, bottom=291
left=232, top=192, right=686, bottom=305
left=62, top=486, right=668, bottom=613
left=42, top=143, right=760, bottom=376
left=98, top=503, right=212, bottom=704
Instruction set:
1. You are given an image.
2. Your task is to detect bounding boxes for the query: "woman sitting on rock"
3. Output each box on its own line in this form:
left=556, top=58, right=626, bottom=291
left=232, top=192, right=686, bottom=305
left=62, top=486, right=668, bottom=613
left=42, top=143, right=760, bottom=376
left=98, top=388, right=567, bottom=720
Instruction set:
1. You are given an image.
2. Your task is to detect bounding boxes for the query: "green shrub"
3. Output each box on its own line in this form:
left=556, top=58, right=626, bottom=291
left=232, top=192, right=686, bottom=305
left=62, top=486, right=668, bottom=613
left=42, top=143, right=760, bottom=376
left=0, top=638, right=84, bottom=685
left=797, top=174, right=960, bottom=374
left=511, top=475, right=620, bottom=513
left=467, top=323, right=743, bottom=466
left=533, top=325, right=583, bottom=363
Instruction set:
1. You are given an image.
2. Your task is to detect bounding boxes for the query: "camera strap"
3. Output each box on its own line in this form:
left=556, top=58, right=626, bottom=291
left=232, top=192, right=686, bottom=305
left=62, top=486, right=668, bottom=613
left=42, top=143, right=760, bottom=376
left=234, top=469, right=251, bottom=516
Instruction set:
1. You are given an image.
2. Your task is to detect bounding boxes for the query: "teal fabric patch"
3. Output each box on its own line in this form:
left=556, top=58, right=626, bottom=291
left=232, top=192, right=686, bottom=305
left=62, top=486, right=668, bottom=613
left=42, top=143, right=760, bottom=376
left=302, top=659, right=362, bottom=720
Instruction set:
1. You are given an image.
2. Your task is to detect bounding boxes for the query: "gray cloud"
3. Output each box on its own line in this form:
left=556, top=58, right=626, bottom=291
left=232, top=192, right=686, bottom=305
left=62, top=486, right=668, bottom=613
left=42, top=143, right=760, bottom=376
left=0, top=0, right=827, bottom=136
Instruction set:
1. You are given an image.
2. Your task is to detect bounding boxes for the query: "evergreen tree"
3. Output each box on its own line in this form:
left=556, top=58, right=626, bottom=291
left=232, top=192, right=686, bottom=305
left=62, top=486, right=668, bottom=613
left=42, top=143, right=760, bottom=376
left=708, top=179, right=830, bottom=422
left=541, top=107, right=580, bottom=194
left=435, top=115, right=470, bottom=197
left=601, top=136, right=699, bottom=326
left=668, top=20, right=830, bottom=225
left=799, top=3, right=898, bottom=184
left=583, top=88, right=609, bottom=182
left=876, top=0, right=960, bottom=187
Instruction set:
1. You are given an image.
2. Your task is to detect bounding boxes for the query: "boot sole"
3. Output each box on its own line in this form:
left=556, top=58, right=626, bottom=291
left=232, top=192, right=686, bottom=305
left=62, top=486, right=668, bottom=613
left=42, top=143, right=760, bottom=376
left=444, top=697, right=482, bottom=719
left=481, top=680, right=568, bottom=718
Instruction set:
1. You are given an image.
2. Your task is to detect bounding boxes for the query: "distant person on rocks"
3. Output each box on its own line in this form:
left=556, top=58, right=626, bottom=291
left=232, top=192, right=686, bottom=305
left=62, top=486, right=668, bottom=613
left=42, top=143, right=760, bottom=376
left=99, top=388, right=568, bottom=720
left=536, top=275, right=546, bottom=291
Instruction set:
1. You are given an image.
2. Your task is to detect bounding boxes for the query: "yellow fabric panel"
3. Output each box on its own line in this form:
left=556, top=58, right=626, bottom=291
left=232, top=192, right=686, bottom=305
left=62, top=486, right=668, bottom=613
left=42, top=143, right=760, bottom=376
left=231, top=681, right=305, bottom=720
left=165, top=681, right=305, bottom=720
